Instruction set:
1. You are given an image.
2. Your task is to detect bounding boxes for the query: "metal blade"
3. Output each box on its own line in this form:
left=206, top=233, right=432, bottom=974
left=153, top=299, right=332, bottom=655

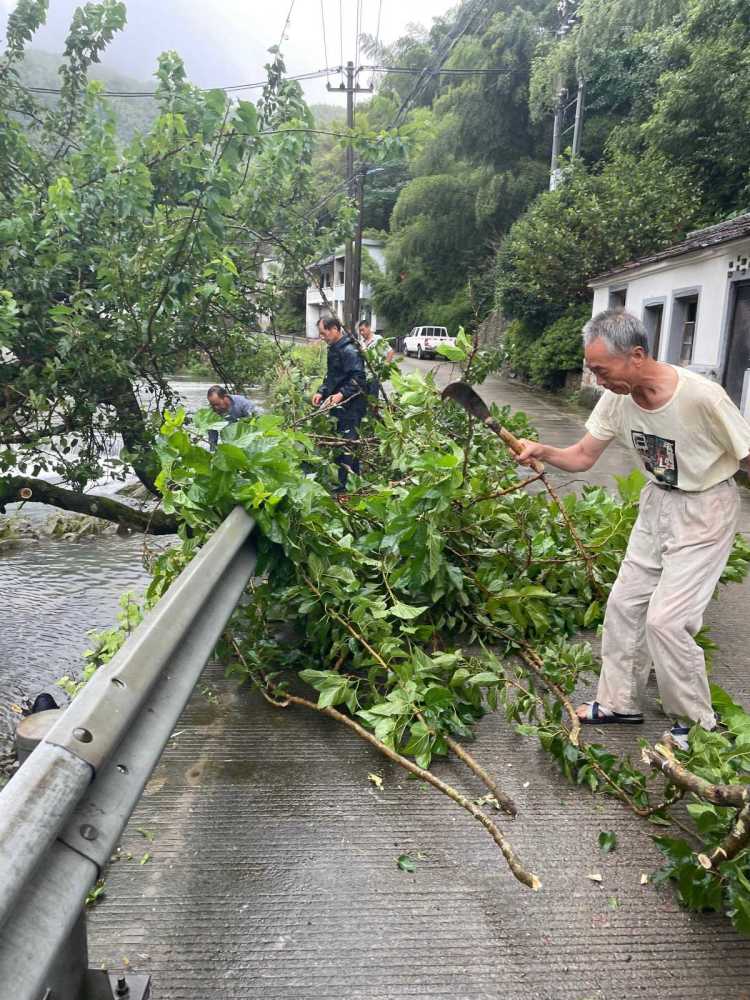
left=441, top=381, right=492, bottom=422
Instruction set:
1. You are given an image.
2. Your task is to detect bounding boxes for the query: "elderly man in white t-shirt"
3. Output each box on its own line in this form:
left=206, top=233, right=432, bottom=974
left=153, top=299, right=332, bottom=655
left=516, top=310, right=750, bottom=750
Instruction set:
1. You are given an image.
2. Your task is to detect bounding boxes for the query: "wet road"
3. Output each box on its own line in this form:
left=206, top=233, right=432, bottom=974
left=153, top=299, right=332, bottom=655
left=84, top=361, right=750, bottom=998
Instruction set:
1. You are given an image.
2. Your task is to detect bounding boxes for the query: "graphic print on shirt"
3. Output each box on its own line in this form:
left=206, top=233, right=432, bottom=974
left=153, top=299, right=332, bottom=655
left=631, top=430, right=679, bottom=486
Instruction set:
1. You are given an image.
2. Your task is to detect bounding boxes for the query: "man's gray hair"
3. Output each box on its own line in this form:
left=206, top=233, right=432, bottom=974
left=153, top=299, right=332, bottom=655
left=582, top=309, right=650, bottom=356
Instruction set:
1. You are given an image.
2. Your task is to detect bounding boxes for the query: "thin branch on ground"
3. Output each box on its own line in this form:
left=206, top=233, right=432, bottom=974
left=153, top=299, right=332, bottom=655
left=444, top=735, right=518, bottom=817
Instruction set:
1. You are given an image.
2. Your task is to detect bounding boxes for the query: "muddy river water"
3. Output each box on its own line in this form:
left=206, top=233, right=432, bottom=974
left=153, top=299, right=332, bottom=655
left=0, top=379, right=266, bottom=749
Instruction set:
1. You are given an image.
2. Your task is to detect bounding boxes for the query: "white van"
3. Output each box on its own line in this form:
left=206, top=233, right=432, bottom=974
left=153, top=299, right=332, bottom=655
left=402, top=326, right=455, bottom=359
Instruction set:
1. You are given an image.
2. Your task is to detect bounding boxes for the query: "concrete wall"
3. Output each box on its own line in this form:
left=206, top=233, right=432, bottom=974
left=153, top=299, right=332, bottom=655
left=477, top=309, right=507, bottom=347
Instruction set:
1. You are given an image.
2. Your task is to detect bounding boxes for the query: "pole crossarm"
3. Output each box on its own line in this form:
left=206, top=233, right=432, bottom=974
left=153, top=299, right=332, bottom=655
left=0, top=506, right=257, bottom=1000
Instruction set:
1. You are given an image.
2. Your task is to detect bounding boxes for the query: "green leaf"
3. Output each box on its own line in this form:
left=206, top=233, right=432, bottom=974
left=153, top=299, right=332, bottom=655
left=389, top=601, right=429, bottom=620
left=423, top=685, right=453, bottom=709
left=583, top=601, right=601, bottom=627
left=727, top=881, right=750, bottom=935
left=436, top=344, right=466, bottom=361
left=397, top=854, right=416, bottom=872
left=317, top=682, right=348, bottom=709
left=466, top=671, right=500, bottom=687
left=598, top=831, right=617, bottom=854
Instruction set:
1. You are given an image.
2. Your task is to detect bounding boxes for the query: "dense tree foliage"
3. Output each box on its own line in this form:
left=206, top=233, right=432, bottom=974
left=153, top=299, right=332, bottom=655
left=0, top=0, right=364, bottom=524
left=497, top=152, right=702, bottom=330
left=302, top=0, right=750, bottom=382
left=502, top=0, right=750, bottom=357
left=366, top=1, right=558, bottom=335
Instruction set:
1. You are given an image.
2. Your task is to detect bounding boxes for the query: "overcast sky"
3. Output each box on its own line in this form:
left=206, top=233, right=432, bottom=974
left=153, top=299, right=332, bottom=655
left=1, top=0, right=458, bottom=103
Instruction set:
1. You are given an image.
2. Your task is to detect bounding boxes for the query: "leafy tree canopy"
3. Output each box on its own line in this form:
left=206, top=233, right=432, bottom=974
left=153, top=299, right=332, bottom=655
left=0, top=0, right=381, bottom=525
left=497, top=151, right=702, bottom=330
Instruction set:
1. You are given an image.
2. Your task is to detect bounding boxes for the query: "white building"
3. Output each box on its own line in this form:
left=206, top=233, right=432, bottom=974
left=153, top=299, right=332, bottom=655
left=588, top=213, right=750, bottom=416
left=305, top=238, right=386, bottom=339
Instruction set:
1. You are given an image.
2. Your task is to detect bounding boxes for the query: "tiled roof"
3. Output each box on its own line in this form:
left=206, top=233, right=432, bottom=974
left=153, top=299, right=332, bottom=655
left=591, top=212, right=750, bottom=283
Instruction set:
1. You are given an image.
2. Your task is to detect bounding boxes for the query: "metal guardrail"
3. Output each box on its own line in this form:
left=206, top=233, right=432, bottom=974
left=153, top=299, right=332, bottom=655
left=0, top=506, right=257, bottom=1000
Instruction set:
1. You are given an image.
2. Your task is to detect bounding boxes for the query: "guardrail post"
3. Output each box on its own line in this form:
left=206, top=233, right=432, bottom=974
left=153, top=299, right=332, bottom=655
left=16, top=714, right=152, bottom=1000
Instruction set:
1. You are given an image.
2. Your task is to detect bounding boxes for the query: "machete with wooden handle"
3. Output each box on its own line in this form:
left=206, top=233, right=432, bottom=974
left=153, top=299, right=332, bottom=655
left=441, top=380, right=603, bottom=600
left=441, top=381, right=544, bottom=474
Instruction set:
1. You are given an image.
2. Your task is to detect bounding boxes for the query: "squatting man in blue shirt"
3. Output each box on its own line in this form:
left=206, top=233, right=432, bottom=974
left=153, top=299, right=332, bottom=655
left=206, top=385, right=259, bottom=450
left=312, top=316, right=367, bottom=495
left=514, top=309, right=750, bottom=751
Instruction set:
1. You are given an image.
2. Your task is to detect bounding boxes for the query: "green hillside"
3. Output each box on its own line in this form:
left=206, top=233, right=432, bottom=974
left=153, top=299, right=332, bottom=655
left=17, top=49, right=159, bottom=142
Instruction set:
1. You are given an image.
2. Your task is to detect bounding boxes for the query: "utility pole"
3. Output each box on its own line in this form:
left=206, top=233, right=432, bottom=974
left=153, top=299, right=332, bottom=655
left=571, top=77, right=585, bottom=158
left=328, top=62, right=372, bottom=334
left=549, top=5, right=583, bottom=189
left=549, top=83, right=566, bottom=191
left=350, top=166, right=366, bottom=333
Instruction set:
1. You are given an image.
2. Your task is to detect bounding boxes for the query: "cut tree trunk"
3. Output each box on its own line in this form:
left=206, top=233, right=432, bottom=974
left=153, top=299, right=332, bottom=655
left=0, top=476, right=179, bottom=534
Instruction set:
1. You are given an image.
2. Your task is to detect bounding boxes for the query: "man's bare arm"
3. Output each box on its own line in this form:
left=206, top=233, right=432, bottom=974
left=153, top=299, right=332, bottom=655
left=515, top=432, right=611, bottom=472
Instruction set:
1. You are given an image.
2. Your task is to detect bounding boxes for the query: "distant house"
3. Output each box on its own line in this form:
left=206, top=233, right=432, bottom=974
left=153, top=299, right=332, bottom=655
left=305, top=238, right=386, bottom=339
left=587, top=213, right=750, bottom=417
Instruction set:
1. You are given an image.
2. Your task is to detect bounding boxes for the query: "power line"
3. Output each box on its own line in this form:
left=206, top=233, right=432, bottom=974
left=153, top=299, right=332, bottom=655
left=355, top=0, right=363, bottom=71
left=369, top=0, right=383, bottom=87
left=25, top=67, right=337, bottom=99
left=22, top=63, right=508, bottom=101
left=365, top=65, right=508, bottom=76
left=338, top=0, right=344, bottom=81
left=388, top=0, right=492, bottom=128
left=374, top=0, right=383, bottom=51
left=354, top=0, right=364, bottom=110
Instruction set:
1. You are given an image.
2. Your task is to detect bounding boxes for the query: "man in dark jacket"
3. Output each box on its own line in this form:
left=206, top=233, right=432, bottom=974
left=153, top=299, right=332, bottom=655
left=312, top=316, right=367, bottom=493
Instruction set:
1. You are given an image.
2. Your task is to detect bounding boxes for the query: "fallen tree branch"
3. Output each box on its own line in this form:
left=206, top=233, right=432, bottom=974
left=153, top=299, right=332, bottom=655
left=453, top=471, right=546, bottom=510
left=229, top=638, right=539, bottom=889
left=698, top=803, right=750, bottom=870
left=444, top=734, right=518, bottom=817
left=305, top=578, right=520, bottom=819
left=411, top=706, right=517, bottom=817
left=280, top=690, right=539, bottom=889
left=538, top=474, right=604, bottom=599
left=481, top=622, right=582, bottom=748
left=642, top=744, right=750, bottom=809
left=0, top=476, right=179, bottom=535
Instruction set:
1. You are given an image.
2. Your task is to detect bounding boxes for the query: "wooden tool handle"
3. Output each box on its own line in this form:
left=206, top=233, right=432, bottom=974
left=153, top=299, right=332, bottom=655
left=486, top=418, right=545, bottom=474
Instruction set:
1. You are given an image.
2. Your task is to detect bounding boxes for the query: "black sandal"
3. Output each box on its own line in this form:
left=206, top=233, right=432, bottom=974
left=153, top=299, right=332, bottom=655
left=579, top=701, right=644, bottom=725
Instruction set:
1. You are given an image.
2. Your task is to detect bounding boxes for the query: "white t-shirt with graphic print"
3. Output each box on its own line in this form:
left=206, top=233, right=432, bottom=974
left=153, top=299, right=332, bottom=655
left=585, top=366, right=750, bottom=492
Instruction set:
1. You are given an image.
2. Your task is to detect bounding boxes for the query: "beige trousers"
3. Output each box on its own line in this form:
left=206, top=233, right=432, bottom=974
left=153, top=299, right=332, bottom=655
left=597, top=479, right=739, bottom=729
